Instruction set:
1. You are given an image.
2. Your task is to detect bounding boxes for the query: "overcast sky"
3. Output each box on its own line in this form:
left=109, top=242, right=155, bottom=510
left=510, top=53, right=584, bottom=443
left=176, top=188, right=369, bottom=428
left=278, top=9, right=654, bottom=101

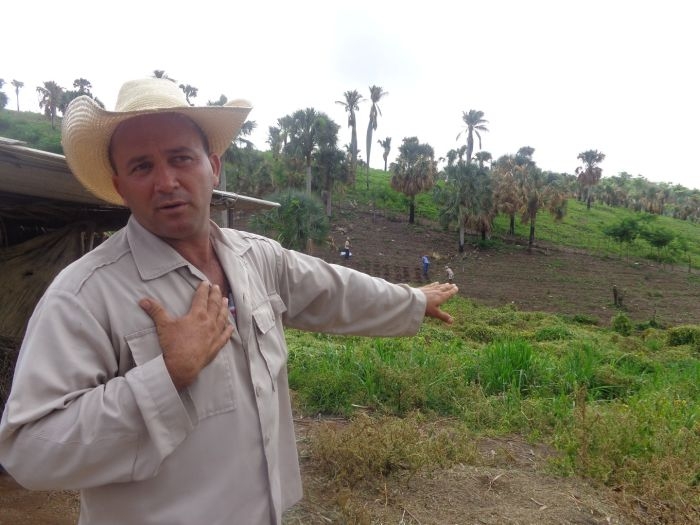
left=4, top=0, right=698, bottom=189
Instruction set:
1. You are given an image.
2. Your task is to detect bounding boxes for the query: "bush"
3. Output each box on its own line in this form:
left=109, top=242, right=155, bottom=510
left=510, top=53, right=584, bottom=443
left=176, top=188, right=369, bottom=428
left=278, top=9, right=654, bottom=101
left=666, top=325, right=700, bottom=347
left=611, top=313, right=632, bottom=336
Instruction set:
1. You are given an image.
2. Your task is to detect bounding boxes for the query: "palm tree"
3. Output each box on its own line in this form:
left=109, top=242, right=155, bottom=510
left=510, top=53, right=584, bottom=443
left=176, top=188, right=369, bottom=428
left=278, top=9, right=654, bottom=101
left=390, top=137, right=437, bottom=224
left=153, top=70, right=170, bottom=79
left=312, top=117, right=348, bottom=216
left=277, top=115, right=294, bottom=149
left=179, top=84, right=198, bottom=105
left=286, top=108, right=322, bottom=193
left=73, top=78, right=93, bottom=95
left=335, top=89, right=363, bottom=180
left=436, top=155, right=494, bottom=250
left=267, top=126, right=283, bottom=157
left=492, top=155, right=521, bottom=235
left=378, top=137, right=392, bottom=171
left=474, top=150, right=492, bottom=169
left=575, top=149, right=605, bottom=210
left=456, top=109, right=489, bottom=163
left=249, top=189, right=329, bottom=252
left=512, top=149, right=567, bottom=251
left=365, top=85, right=388, bottom=189
left=11, top=80, right=23, bottom=111
left=36, top=81, right=64, bottom=129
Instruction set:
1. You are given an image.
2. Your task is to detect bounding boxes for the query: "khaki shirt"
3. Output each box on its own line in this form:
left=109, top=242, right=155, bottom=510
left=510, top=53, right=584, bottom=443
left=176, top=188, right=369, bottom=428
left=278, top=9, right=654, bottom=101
left=0, top=217, right=425, bottom=524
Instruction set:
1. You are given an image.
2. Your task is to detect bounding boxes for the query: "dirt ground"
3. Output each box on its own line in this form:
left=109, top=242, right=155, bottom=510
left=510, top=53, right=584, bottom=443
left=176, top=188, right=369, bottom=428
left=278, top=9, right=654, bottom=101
left=1, top=206, right=698, bottom=524
left=326, top=206, right=700, bottom=328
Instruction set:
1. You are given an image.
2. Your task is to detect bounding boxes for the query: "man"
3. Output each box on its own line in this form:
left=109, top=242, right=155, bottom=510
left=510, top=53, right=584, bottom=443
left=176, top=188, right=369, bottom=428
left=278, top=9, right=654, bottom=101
left=422, top=254, right=431, bottom=278
left=445, top=265, right=454, bottom=283
left=0, top=78, right=457, bottom=525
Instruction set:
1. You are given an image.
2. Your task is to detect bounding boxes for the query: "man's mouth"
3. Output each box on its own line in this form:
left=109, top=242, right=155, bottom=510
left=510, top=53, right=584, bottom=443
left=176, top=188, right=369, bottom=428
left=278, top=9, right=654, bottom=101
left=158, top=200, right=187, bottom=211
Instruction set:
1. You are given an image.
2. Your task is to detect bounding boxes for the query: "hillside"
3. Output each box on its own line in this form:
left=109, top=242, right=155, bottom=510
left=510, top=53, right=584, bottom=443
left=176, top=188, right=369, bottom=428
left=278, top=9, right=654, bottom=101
left=316, top=202, right=700, bottom=328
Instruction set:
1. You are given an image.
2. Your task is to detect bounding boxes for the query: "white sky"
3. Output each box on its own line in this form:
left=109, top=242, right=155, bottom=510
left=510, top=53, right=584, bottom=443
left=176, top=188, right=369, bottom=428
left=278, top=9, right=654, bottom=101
left=4, top=0, right=699, bottom=189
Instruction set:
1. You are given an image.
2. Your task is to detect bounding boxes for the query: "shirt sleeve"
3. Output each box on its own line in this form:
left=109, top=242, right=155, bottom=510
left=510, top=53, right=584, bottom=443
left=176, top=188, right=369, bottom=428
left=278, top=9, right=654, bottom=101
left=0, top=290, right=194, bottom=490
left=274, top=247, right=426, bottom=336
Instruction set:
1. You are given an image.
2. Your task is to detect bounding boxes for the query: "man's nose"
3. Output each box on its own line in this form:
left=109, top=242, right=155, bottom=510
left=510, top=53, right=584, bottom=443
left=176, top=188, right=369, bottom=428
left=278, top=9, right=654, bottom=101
left=153, top=164, right=180, bottom=192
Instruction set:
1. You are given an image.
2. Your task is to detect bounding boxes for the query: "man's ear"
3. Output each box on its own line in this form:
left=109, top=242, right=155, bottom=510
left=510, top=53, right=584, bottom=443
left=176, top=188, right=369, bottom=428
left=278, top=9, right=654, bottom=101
left=209, top=154, right=222, bottom=185
left=112, top=175, right=123, bottom=198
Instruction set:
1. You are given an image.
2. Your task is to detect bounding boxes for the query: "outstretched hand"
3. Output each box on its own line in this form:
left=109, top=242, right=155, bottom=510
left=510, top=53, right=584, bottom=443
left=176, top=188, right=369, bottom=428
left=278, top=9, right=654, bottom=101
left=139, top=281, right=234, bottom=391
left=419, top=282, right=459, bottom=324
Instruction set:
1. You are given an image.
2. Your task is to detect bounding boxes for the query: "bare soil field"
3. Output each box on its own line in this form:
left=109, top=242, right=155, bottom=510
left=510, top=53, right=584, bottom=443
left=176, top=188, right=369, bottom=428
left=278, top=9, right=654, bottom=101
left=2, top=205, right=698, bottom=524
left=325, top=206, right=700, bottom=328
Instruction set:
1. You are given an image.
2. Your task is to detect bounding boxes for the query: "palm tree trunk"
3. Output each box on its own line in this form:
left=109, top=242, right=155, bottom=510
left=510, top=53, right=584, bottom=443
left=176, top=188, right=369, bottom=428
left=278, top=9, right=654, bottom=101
left=305, top=160, right=312, bottom=193
left=528, top=218, right=536, bottom=251
left=509, top=214, right=515, bottom=235
left=409, top=197, right=415, bottom=224
left=459, top=223, right=465, bottom=252
left=350, top=127, right=357, bottom=185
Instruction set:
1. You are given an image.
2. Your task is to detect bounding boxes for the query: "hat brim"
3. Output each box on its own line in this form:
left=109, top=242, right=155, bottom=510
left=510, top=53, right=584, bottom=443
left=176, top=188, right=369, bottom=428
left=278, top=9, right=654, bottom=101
left=61, top=96, right=252, bottom=205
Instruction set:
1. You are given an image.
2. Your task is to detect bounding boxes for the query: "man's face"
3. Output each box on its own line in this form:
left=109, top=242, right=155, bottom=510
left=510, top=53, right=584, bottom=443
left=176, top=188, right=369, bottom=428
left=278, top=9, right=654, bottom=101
left=110, top=113, right=221, bottom=243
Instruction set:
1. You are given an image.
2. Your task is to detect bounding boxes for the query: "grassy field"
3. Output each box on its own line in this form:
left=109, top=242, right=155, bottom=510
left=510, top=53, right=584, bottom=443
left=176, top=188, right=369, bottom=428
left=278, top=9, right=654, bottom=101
left=286, top=296, right=700, bottom=522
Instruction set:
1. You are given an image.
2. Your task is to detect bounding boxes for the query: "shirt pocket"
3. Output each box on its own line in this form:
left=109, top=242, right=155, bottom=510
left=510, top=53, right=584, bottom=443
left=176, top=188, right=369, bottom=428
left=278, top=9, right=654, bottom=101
left=252, top=293, right=288, bottom=383
left=125, top=327, right=236, bottom=422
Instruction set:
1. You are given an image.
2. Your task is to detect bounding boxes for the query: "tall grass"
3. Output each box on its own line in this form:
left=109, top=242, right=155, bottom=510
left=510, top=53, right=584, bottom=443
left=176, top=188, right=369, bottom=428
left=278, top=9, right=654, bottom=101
left=287, top=295, right=700, bottom=522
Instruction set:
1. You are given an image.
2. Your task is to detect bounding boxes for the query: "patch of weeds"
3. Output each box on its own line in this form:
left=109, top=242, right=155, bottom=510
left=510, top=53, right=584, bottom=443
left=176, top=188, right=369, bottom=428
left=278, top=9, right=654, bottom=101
left=461, top=324, right=499, bottom=343
left=667, top=325, right=700, bottom=347
left=308, top=412, right=477, bottom=489
left=534, top=325, right=573, bottom=341
left=486, top=311, right=518, bottom=326
left=567, top=314, right=600, bottom=326
left=611, top=312, right=632, bottom=336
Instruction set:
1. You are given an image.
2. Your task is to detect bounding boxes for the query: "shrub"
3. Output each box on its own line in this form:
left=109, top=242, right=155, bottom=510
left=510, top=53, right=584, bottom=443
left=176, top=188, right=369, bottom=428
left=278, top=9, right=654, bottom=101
left=534, top=325, right=573, bottom=341
left=666, top=325, right=700, bottom=347
left=611, top=312, right=632, bottom=336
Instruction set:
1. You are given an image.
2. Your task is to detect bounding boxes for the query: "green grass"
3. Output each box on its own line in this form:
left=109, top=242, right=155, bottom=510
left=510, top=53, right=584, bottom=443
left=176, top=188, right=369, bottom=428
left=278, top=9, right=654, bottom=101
left=287, top=295, right=700, bottom=520
left=495, top=198, right=700, bottom=267
left=0, top=109, right=62, bottom=153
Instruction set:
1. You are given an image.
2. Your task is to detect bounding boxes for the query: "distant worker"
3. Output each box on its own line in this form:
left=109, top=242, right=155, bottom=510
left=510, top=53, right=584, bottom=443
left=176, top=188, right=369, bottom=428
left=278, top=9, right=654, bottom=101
left=421, top=254, right=430, bottom=279
left=445, top=265, right=454, bottom=283
left=343, top=237, right=351, bottom=260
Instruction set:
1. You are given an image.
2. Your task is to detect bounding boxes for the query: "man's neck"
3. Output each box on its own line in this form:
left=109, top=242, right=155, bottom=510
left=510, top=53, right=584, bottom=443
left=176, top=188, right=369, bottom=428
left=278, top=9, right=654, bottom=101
left=164, top=227, right=215, bottom=271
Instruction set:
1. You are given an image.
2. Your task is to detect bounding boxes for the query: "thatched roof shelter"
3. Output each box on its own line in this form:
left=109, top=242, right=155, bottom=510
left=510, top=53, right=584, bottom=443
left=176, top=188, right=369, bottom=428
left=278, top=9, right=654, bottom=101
left=0, top=137, right=277, bottom=408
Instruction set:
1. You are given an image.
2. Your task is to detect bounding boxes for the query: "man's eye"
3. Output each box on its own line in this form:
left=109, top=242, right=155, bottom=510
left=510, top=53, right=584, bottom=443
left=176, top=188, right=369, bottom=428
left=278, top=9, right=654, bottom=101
left=130, top=162, right=151, bottom=175
left=173, top=155, right=193, bottom=164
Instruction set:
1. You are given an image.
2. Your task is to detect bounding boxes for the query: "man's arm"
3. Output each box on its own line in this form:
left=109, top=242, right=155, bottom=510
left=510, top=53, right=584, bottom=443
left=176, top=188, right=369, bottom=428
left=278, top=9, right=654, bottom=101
left=268, top=246, right=457, bottom=336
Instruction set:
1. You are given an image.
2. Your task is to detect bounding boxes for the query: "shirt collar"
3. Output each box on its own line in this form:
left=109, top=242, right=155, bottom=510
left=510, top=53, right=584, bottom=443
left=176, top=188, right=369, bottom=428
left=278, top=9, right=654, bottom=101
left=125, top=216, right=251, bottom=281
left=126, top=216, right=190, bottom=281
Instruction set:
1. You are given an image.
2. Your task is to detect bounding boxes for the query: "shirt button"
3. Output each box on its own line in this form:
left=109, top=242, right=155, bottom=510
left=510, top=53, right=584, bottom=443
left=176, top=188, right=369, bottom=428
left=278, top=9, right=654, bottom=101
left=264, top=435, right=270, bottom=446
left=255, top=385, right=262, bottom=397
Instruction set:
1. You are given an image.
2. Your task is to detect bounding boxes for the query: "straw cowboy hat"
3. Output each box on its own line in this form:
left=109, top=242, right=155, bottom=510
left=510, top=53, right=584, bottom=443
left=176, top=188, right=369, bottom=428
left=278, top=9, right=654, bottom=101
left=61, top=77, right=252, bottom=205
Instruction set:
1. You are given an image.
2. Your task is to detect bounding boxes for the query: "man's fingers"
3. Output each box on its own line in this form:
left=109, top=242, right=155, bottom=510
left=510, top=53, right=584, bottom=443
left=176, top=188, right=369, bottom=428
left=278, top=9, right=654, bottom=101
left=191, top=280, right=213, bottom=311
left=139, top=297, right=170, bottom=324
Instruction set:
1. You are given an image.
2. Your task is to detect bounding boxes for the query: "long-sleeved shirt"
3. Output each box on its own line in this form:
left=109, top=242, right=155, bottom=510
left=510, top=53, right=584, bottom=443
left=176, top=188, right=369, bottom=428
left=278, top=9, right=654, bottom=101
left=0, top=216, right=426, bottom=524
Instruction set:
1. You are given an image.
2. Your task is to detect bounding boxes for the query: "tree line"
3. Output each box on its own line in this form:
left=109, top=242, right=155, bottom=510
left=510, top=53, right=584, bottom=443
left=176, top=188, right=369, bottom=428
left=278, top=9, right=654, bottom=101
left=2, top=72, right=699, bottom=254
